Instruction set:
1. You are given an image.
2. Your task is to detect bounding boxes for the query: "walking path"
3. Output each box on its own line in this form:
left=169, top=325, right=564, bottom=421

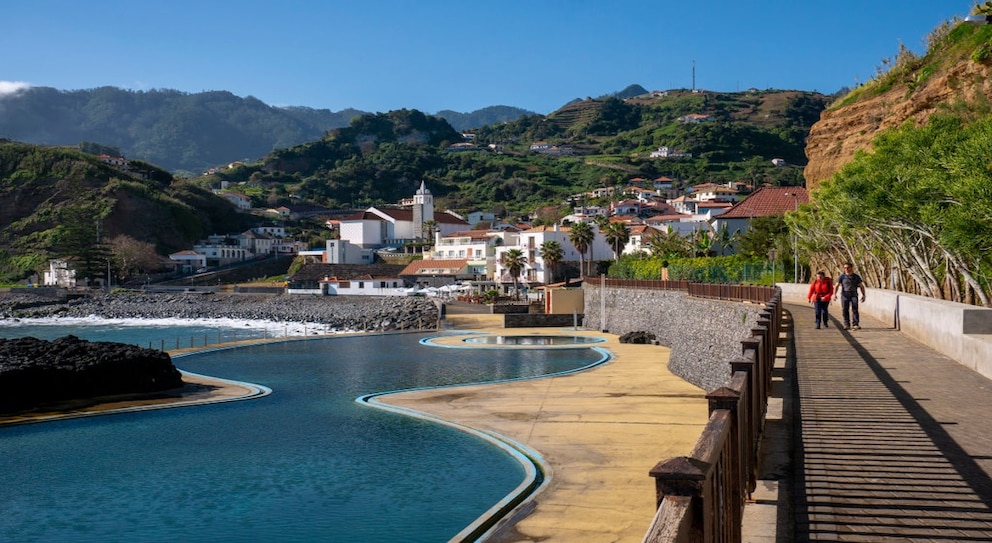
left=787, top=303, right=992, bottom=541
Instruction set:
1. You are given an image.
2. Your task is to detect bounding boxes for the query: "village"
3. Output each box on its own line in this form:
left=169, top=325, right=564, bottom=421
left=62, top=171, right=806, bottom=300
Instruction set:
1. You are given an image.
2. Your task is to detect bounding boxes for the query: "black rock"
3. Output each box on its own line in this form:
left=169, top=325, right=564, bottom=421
left=619, top=331, right=657, bottom=344
left=0, top=335, right=183, bottom=413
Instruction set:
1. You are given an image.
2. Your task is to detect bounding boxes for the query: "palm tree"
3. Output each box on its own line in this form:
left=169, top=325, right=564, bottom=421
left=539, top=240, right=564, bottom=284
left=715, top=223, right=738, bottom=256
left=421, top=219, right=437, bottom=241
left=693, top=227, right=714, bottom=257
left=568, top=221, right=594, bottom=277
left=500, top=248, right=528, bottom=300
left=603, top=221, right=631, bottom=261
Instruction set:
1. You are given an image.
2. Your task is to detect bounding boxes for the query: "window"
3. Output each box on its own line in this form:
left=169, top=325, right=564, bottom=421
left=358, top=282, right=364, bottom=288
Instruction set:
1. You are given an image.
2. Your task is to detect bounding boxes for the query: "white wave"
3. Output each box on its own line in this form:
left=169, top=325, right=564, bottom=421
left=0, top=315, right=354, bottom=337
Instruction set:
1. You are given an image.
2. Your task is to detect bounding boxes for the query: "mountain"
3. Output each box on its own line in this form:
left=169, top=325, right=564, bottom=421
left=0, top=86, right=535, bottom=174
left=603, top=84, right=650, bottom=100
left=434, top=105, right=536, bottom=131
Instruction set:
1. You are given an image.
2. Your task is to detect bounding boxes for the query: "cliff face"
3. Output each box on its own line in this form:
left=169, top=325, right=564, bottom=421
left=804, top=61, right=992, bottom=190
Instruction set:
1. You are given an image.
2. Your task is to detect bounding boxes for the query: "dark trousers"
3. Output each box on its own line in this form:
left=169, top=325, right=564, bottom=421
left=813, top=300, right=830, bottom=326
left=841, top=292, right=860, bottom=326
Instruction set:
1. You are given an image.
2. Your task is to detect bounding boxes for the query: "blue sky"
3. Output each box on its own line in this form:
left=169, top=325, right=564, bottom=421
left=0, top=1, right=972, bottom=115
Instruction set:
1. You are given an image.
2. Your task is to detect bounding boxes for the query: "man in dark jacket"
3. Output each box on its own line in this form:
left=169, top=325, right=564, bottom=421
left=834, top=262, right=866, bottom=330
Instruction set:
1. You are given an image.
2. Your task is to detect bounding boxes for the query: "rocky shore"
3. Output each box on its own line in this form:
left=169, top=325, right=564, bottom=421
left=0, top=290, right=441, bottom=332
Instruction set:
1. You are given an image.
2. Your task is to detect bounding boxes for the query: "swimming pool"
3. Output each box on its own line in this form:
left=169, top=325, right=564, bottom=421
left=0, top=326, right=605, bottom=542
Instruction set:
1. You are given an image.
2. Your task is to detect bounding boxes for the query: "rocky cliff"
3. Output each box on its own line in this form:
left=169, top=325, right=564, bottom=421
left=804, top=39, right=992, bottom=189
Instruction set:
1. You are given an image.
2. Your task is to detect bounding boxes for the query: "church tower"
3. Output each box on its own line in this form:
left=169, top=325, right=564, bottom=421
left=412, top=180, right=434, bottom=239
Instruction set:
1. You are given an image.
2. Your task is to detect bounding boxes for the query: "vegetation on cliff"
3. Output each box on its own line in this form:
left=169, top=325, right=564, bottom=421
left=795, top=9, right=992, bottom=305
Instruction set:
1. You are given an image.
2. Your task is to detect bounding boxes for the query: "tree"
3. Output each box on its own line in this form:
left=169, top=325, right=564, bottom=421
left=539, top=240, right=564, bottom=284
left=646, top=226, right=691, bottom=259
left=603, top=221, right=631, bottom=261
left=109, top=235, right=161, bottom=282
left=500, top=248, right=528, bottom=300
left=568, top=221, right=594, bottom=276
left=421, top=219, right=437, bottom=242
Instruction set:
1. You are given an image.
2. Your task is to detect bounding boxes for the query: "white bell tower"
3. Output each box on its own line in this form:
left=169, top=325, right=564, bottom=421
left=412, top=180, right=434, bottom=238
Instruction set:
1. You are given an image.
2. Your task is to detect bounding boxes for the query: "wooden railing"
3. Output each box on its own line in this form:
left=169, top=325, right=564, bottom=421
left=643, top=290, right=782, bottom=542
left=586, top=277, right=778, bottom=305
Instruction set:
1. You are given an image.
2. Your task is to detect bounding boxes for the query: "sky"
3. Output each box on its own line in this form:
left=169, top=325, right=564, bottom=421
left=0, top=1, right=974, bottom=115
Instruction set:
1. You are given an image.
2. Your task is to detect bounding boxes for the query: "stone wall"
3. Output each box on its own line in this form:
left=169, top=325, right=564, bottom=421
left=583, top=284, right=764, bottom=391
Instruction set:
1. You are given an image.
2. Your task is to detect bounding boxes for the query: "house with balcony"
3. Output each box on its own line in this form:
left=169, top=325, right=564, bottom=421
left=493, top=224, right=611, bottom=289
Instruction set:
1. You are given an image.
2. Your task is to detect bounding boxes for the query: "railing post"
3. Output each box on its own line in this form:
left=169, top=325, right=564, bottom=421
left=730, top=357, right=758, bottom=476
left=707, top=385, right=745, bottom=540
left=649, top=455, right=708, bottom=543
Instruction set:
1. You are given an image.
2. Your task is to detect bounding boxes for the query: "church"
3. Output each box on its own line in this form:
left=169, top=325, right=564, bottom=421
left=311, top=181, right=468, bottom=264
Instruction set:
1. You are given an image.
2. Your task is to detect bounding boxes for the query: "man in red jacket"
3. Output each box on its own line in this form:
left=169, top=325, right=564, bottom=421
left=807, top=271, right=833, bottom=329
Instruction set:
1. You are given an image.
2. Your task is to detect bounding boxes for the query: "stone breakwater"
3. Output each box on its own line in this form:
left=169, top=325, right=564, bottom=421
left=0, top=335, right=184, bottom=413
left=0, top=291, right=440, bottom=332
left=583, top=285, right=764, bottom=391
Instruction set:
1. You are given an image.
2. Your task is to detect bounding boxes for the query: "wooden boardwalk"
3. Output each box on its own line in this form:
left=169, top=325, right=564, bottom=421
left=788, top=303, right=992, bottom=541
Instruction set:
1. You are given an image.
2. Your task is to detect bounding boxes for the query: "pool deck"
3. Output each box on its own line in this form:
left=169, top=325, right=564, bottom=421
left=378, top=312, right=710, bottom=542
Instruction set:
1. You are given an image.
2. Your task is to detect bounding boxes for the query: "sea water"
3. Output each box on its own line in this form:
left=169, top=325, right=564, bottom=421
left=0, top=321, right=604, bottom=542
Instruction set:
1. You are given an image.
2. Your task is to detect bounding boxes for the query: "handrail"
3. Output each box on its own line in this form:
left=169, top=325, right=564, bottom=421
left=643, top=290, right=782, bottom=542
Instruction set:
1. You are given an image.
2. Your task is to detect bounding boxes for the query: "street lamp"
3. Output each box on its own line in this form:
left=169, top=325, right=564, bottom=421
left=785, top=192, right=799, bottom=282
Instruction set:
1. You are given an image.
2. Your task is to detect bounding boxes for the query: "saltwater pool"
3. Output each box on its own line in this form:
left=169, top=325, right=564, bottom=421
left=0, top=323, right=605, bottom=542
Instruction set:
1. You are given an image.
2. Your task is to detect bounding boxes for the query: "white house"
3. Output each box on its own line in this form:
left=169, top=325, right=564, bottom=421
left=467, top=210, right=497, bottom=226
left=43, top=258, right=76, bottom=287
left=320, top=239, right=372, bottom=264
left=168, top=250, right=207, bottom=273
left=193, top=239, right=250, bottom=266
left=649, top=146, right=692, bottom=159
left=623, top=225, right=664, bottom=256
left=221, top=192, right=252, bottom=211
left=493, top=224, right=611, bottom=286
left=320, top=275, right=406, bottom=296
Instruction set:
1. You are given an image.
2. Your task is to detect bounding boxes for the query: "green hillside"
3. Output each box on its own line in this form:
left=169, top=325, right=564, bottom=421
left=204, top=89, right=828, bottom=218
left=0, top=141, right=253, bottom=282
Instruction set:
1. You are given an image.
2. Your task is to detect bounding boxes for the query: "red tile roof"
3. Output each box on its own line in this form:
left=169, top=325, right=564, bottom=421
left=717, top=186, right=809, bottom=219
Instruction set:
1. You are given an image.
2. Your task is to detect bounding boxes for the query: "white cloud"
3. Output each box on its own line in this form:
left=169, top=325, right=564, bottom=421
left=0, top=81, right=31, bottom=99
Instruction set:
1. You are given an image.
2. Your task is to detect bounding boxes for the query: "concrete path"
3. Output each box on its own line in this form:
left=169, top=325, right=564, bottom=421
left=378, top=313, right=712, bottom=542
left=788, top=303, right=992, bottom=541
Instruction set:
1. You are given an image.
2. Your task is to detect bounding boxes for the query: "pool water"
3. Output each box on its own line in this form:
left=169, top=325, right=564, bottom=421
left=0, top=326, right=605, bottom=542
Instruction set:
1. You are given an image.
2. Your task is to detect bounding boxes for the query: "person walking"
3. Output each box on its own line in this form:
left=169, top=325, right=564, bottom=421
left=835, top=262, right=866, bottom=330
left=807, top=271, right=833, bottom=329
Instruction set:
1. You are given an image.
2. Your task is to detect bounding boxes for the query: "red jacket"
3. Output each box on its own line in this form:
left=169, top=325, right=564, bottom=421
left=807, top=277, right=833, bottom=302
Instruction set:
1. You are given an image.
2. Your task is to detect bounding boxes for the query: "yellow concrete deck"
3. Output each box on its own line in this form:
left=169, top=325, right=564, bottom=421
left=378, top=314, right=710, bottom=542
